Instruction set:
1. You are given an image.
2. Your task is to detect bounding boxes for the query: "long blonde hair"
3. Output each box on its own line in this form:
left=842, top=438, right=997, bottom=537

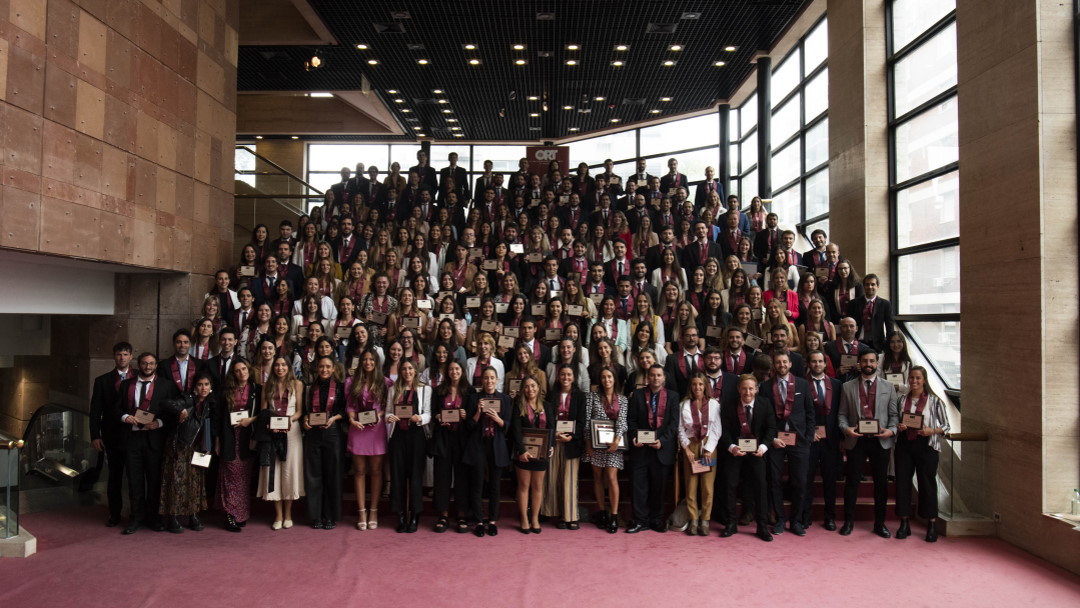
left=515, top=376, right=543, bottom=417
left=261, top=355, right=296, bottom=410
left=390, top=359, right=422, bottom=404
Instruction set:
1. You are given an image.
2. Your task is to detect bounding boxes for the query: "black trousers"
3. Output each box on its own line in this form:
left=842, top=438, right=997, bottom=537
left=724, top=453, right=767, bottom=526
left=630, top=451, right=670, bottom=526
left=124, top=432, right=162, bottom=524
left=894, top=436, right=939, bottom=519
left=303, top=426, right=343, bottom=522
left=766, top=443, right=809, bottom=524
left=844, top=437, right=890, bottom=524
left=104, top=441, right=127, bottom=520
left=710, top=453, right=729, bottom=522
left=433, top=438, right=468, bottom=517
left=466, top=440, right=502, bottom=522
left=389, top=426, right=427, bottom=515
left=801, top=440, right=839, bottom=523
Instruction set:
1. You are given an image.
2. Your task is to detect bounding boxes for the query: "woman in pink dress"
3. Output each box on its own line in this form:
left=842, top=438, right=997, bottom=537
left=346, top=349, right=391, bottom=530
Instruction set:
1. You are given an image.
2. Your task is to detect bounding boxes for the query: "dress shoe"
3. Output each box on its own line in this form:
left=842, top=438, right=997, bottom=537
left=823, top=518, right=837, bottom=531
left=755, top=525, right=773, bottom=542
left=530, top=527, right=541, bottom=534
left=697, top=520, right=708, bottom=537
left=720, top=525, right=738, bottom=538
left=768, top=512, right=777, bottom=526
left=686, top=520, right=699, bottom=536
left=771, top=521, right=784, bottom=535
left=473, top=524, right=485, bottom=537
left=225, top=514, right=242, bottom=533
left=651, top=522, right=667, bottom=533
left=925, top=520, right=938, bottom=543
left=518, top=525, right=531, bottom=535
left=485, top=522, right=498, bottom=536
left=396, top=516, right=408, bottom=533
left=106, top=515, right=121, bottom=528
left=624, top=523, right=647, bottom=534
left=122, top=522, right=141, bottom=535
left=166, top=517, right=184, bottom=534
left=567, top=521, right=580, bottom=530
left=896, top=518, right=911, bottom=539
left=282, top=520, right=293, bottom=529
left=839, top=520, right=854, bottom=536
left=555, top=520, right=567, bottom=530
left=594, top=510, right=609, bottom=530
left=873, top=523, right=891, bottom=539
left=406, top=515, right=419, bottom=533
left=606, top=518, right=618, bottom=534
left=188, top=515, right=204, bottom=531
left=738, top=511, right=753, bottom=526
left=790, top=522, right=807, bottom=536
left=323, top=520, right=337, bottom=530
left=150, top=521, right=166, bottom=532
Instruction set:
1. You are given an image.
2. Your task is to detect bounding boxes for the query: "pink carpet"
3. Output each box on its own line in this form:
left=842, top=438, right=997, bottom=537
left=4, top=505, right=1080, bottom=607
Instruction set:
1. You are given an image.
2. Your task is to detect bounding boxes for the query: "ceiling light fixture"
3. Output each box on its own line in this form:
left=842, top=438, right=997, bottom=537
left=615, top=44, right=628, bottom=51
left=660, top=97, right=672, bottom=102
left=594, top=96, right=605, bottom=101
left=450, top=126, right=461, bottom=130
left=453, top=133, right=464, bottom=137
left=515, top=59, right=527, bottom=65
left=663, top=60, right=675, bottom=66
left=724, top=45, right=737, bottom=52
left=669, top=44, right=683, bottom=51
left=447, top=118, right=458, bottom=122
left=412, top=126, right=422, bottom=130
left=394, top=98, right=404, bottom=103
left=291, top=136, right=299, bottom=140
left=650, top=109, right=661, bottom=114
left=565, top=59, right=577, bottom=65
left=438, top=99, right=448, bottom=104
left=433, top=89, right=443, bottom=94
left=402, top=109, right=412, bottom=112
left=387, top=89, right=398, bottom=94
left=569, top=127, right=579, bottom=131
left=567, top=44, right=579, bottom=50
left=610, top=118, right=620, bottom=123
left=469, top=58, right=480, bottom=65
left=611, top=61, right=624, bottom=67
left=442, top=109, right=452, bottom=113
left=562, top=105, right=573, bottom=110
left=367, top=59, right=379, bottom=65
left=254, top=135, right=263, bottom=139
left=513, top=44, right=525, bottom=50
left=528, top=95, right=539, bottom=100
left=529, top=113, right=539, bottom=117
left=417, top=59, right=429, bottom=65
left=714, top=61, right=726, bottom=67
left=356, top=44, right=369, bottom=50
left=417, top=133, right=426, bottom=137
left=464, top=43, right=476, bottom=50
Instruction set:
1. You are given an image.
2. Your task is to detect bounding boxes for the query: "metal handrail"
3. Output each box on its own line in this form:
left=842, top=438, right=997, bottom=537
left=235, top=146, right=324, bottom=195
left=944, top=432, right=988, bottom=441
left=1, top=439, right=23, bottom=450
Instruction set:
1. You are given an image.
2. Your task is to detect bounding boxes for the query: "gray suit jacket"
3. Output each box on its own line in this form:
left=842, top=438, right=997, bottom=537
left=837, top=376, right=898, bottom=450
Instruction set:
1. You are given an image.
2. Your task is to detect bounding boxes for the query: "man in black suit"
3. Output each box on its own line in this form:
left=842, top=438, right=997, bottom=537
left=359, top=165, right=384, bottom=209
left=664, top=326, right=703, bottom=396
left=803, top=228, right=830, bottom=271
left=275, top=241, right=305, bottom=294
left=90, top=341, right=134, bottom=527
left=329, top=167, right=351, bottom=212
left=584, top=262, right=610, bottom=298
left=158, top=329, right=202, bottom=394
left=694, top=165, right=724, bottom=209
left=768, top=326, right=806, bottom=378
left=801, top=350, right=843, bottom=531
left=206, top=328, right=238, bottom=391
left=409, top=150, right=438, bottom=191
left=558, top=193, right=588, bottom=233
left=718, top=210, right=744, bottom=259
left=659, top=157, right=689, bottom=197
left=846, top=274, right=895, bottom=352
left=753, top=212, right=782, bottom=260
left=823, top=317, right=873, bottom=381
left=249, top=257, right=281, bottom=306
left=588, top=190, right=617, bottom=230
left=722, top=327, right=754, bottom=375
left=514, top=320, right=551, bottom=372
left=720, top=374, right=776, bottom=541
left=439, top=152, right=469, bottom=199
left=269, top=219, right=297, bottom=252
left=625, top=191, right=650, bottom=233
left=604, top=241, right=633, bottom=289
left=330, top=216, right=361, bottom=268
left=558, top=240, right=590, bottom=281
left=474, top=159, right=496, bottom=195
left=625, top=365, right=681, bottom=533
left=113, top=352, right=177, bottom=534
left=681, top=221, right=723, bottom=272
left=778, top=230, right=803, bottom=267
left=345, top=162, right=367, bottom=199
left=762, top=351, right=816, bottom=536
left=627, top=158, right=656, bottom=190
left=629, top=259, right=658, bottom=305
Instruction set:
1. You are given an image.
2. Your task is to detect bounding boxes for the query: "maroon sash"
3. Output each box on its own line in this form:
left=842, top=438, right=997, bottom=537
left=646, top=389, right=668, bottom=429
left=689, top=399, right=709, bottom=439
left=676, top=351, right=700, bottom=378
left=772, top=375, right=795, bottom=422
left=726, top=350, right=745, bottom=374
left=903, top=392, right=929, bottom=440
left=169, top=358, right=196, bottom=392
left=311, top=380, right=338, bottom=413
left=736, top=401, right=754, bottom=438
left=859, top=378, right=876, bottom=419
left=808, top=376, right=833, bottom=416
left=558, top=392, right=571, bottom=420
left=126, top=377, right=155, bottom=414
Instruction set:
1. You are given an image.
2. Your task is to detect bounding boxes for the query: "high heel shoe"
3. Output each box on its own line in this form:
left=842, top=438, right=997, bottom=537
left=607, top=515, right=619, bottom=534
left=594, top=510, right=610, bottom=530
left=368, top=508, right=378, bottom=530
left=356, top=509, right=368, bottom=531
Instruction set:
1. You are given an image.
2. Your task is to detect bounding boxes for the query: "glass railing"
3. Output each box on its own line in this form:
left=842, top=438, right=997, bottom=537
left=20, top=403, right=96, bottom=489
left=1, top=431, right=23, bottom=539
left=939, top=432, right=989, bottom=521
left=234, top=145, right=325, bottom=217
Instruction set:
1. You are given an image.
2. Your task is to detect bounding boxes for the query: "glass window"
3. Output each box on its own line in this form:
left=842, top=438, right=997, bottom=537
left=805, top=118, right=829, bottom=170
left=803, top=217, right=830, bottom=241
left=804, top=68, right=828, bottom=122
left=771, top=94, right=801, bottom=148
left=896, top=245, right=960, bottom=314
left=428, top=145, right=471, bottom=175
left=740, top=131, right=758, bottom=171
left=390, top=144, right=424, bottom=172
left=896, top=170, right=959, bottom=248
left=804, top=19, right=828, bottom=72
left=894, top=96, right=958, bottom=183
left=771, top=141, right=801, bottom=189
left=893, top=23, right=957, bottom=117
left=741, top=94, right=758, bottom=132
left=568, top=131, right=637, bottom=166
left=906, top=320, right=961, bottom=388
left=308, top=144, right=388, bottom=172
left=471, top=145, right=526, bottom=173
left=770, top=185, right=801, bottom=226
left=771, top=48, right=802, bottom=108
left=742, top=168, right=758, bottom=199
left=666, top=147, right=720, bottom=184
left=728, top=144, right=739, bottom=177
left=805, top=168, right=829, bottom=219
left=639, top=113, right=719, bottom=156
left=892, top=0, right=955, bottom=53
left=307, top=172, right=342, bottom=194
left=728, top=109, right=741, bottom=141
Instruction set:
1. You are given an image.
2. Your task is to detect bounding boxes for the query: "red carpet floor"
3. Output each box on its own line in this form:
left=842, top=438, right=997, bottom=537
left=4, top=505, right=1080, bottom=607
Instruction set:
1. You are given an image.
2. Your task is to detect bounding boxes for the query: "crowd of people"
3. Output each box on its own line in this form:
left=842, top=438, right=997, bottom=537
left=88, top=150, right=949, bottom=543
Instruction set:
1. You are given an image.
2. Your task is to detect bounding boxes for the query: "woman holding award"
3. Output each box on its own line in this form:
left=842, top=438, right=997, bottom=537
left=463, top=366, right=512, bottom=537
left=510, top=376, right=555, bottom=533
left=431, top=361, right=472, bottom=533
left=894, top=366, right=950, bottom=542
left=214, top=359, right=260, bottom=532
left=677, top=374, right=722, bottom=536
left=345, top=350, right=391, bottom=530
left=385, top=359, right=431, bottom=533
left=301, top=356, right=346, bottom=529
left=541, top=365, right=587, bottom=529
left=583, top=367, right=628, bottom=533
left=257, top=355, right=305, bottom=530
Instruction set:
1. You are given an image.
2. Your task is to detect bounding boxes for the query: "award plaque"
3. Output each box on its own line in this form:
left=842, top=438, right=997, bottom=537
left=403, top=316, right=421, bottom=329
left=482, top=259, right=499, bottom=270
left=417, top=299, right=432, bottom=310
left=589, top=293, right=604, bottom=305
left=394, top=404, right=415, bottom=420
left=507, top=379, right=522, bottom=395
left=439, top=313, right=455, bottom=323
left=296, top=326, right=308, bottom=339
left=744, top=334, right=764, bottom=350
left=191, top=452, right=212, bottom=468
left=636, top=179, right=647, bottom=187
left=270, top=416, right=291, bottom=430
left=368, top=311, right=388, bottom=326
left=480, top=319, right=499, bottom=333
left=902, top=413, right=924, bottom=430
left=510, top=243, right=525, bottom=254
left=438, top=290, right=455, bottom=302
left=544, top=328, right=562, bottom=342
left=465, top=296, right=481, bottom=309
left=740, top=262, right=758, bottom=277
left=526, top=252, right=543, bottom=263
left=815, top=267, right=830, bottom=280
left=530, top=198, right=541, bottom=208
left=777, top=431, right=797, bottom=446
left=308, top=412, right=328, bottom=427
left=737, top=438, right=758, bottom=453
left=591, top=420, right=626, bottom=450
left=440, top=408, right=463, bottom=423
left=666, top=188, right=676, bottom=197
left=610, top=176, right=621, bottom=185
left=886, top=373, right=904, bottom=386
left=133, top=409, right=156, bottom=425
left=522, top=429, right=549, bottom=459
left=230, top=410, right=247, bottom=426
left=559, top=194, right=570, bottom=204
left=239, top=265, right=256, bottom=277
left=468, top=247, right=483, bottom=260
left=705, top=325, right=724, bottom=339
left=567, top=304, right=585, bottom=317
left=750, top=308, right=763, bottom=321
left=355, top=410, right=378, bottom=425
left=503, top=326, right=520, bottom=338
left=495, top=302, right=509, bottom=314
left=795, top=265, right=810, bottom=277
left=335, top=326, right=352, bottom=339
left=548, top=290, right=562, bottom=300
left=840, top=354, right=858, bottom=369
left=531, top=304, right=547, bottom=317
left=480, top=398, right=501, bottom=415
left=690, top=458, right=711, bottom=474
left=556, top=420, right=576, bottom=434
left=498, top=335, right=517, bottom=350
left=858, top=419, right=881, bottom=435
left=814, top=425, right=827, bottom=440
left=636, top=430, right=657, bottom=444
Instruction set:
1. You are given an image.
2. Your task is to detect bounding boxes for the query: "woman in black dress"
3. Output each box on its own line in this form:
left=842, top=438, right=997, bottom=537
left=510, top=376, right=555, bottom=533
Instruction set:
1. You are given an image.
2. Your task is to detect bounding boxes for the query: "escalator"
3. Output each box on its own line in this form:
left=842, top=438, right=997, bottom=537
left=16, top=404, right=100, bottom=514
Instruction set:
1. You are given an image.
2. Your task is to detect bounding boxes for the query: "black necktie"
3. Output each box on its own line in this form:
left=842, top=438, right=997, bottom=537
left=139, top=381, right=149, bottom=410
left=816, top=379, right=824, bottom=402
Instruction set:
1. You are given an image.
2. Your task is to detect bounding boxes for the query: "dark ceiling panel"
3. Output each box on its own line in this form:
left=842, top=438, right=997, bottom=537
left=237, top=0, right=810, bottom=141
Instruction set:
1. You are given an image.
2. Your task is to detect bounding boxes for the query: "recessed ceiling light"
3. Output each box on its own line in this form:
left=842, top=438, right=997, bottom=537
left=464, top=43, right=476, bottom=50
left=565, top=59, right=577, bottom=65
left=669, top=44, right=683, bottom=51
left=432, top=89, right=443, bottom=94
left=291, top=136, right=299, bottom=139
left=610, top=118, right=620, bottom=123
left=650, top=109, right=661, bottom=114
left=394, top=98, right=404, bottom=103
left=569, top=127, right=579, bottom=131
left=611, top=61, right=624, bottom=67
left=660, top=97, right=672, bottom=102
left=447, top=118, right=458, bottom=122
left=450, top=126, right=461, bottom=130
left=417, top=133, right=426, bottom=137
left=308, top=92, right=333, bottom=97
left=714, top=61, right=726, bottom=67
left=567, top=44, right=579, bottom=50
left=367, top=59, right=379, bottom=65
left=594, top=96, right=605, bottom=101
left=442, top=109, right=452, bottom=114
left=724, top=45, right=737, bottom=52
left=513, top=44, right=525, bottom=50
left=615, top=45, right=629, bottom=51
left=453, top=133, right=464, bottom=137
left=356, top=44, right=369, bottom=50
left=529, top=113, right=539, bottom=117
left=412, top=126, right=422, bottom=130
left=515, top=59, right=527, bottom=65
left=402, top=109, right=412, bottom=113
left=437, top=99, right=448, bottom=104
left=417, top=59, right=429, bottom=65
left=528, top=95, right=539, bottom=101
left=254, top=135, right=263, bottom=139
left=387, top=89, right=398, bottom=94
left=469, top=58, right=480, bottom=65
left=663, top=60, right=675, bottom=66
left=562, top=105, right=573, bottom=110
